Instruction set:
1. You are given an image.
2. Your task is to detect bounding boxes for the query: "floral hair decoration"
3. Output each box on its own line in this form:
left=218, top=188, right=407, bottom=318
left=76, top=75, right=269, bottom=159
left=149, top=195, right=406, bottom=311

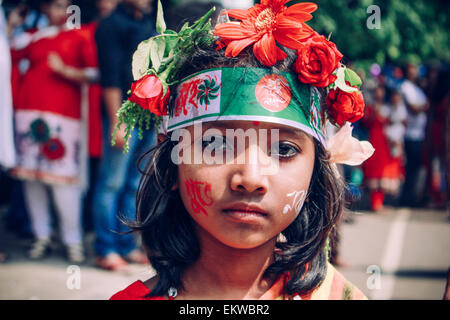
left=114, top=0, right=374, bottom=165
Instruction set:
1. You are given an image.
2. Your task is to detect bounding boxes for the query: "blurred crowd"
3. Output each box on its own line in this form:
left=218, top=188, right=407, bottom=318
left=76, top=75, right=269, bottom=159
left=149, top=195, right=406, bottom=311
left=0, top=0, right=448, bottom=268
left=346, top=60, right=449, bottom=212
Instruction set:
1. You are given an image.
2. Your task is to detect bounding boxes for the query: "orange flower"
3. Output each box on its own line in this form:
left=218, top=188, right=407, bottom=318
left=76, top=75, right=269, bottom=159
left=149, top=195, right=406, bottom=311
left=214, top=0, right=317, bottom=66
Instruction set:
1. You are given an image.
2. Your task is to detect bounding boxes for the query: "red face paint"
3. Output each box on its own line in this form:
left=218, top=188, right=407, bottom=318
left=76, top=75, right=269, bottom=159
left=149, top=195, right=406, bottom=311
left=184, top=178, right=214, bottom=216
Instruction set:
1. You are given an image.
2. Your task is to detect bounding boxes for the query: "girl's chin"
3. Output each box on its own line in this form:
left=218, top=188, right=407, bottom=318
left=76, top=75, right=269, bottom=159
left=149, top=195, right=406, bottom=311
left=214, top=233, right=276, bottom=250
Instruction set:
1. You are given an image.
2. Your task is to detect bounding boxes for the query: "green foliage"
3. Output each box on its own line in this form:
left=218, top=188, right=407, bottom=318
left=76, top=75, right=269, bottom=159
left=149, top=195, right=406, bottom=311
left=115, top=2, right=217, bottom=152
left=112, top=100, right=163, bottom=153
left=306, top=0, right=450, bottom=68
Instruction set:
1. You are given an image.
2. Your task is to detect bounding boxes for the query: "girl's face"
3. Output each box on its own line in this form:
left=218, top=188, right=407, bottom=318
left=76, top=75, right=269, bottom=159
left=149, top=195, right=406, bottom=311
left=177, top=121, right=315, bottom=249
left=41, top=0, right=70, bottom=26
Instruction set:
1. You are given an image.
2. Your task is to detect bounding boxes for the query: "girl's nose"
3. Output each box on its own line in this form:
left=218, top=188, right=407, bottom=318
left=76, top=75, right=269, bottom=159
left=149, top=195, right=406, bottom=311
left=229, top=144, right=269, bottom=194
left=230, top=164, right=269, bottom=194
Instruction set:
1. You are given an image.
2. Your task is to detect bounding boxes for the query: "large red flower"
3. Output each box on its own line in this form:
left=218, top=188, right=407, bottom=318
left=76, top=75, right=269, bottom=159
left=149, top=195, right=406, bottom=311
left=294, top=34, right=343, bottom=87
left=325, top=87, right=365, bottom=126
left=214, top=0, right=317, bottom=66
left=129, top=74, right=169, bottom=116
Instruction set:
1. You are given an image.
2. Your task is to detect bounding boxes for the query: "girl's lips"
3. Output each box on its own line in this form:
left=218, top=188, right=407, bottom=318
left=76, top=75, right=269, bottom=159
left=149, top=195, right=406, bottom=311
left=221, top=203, right=268, bottom=223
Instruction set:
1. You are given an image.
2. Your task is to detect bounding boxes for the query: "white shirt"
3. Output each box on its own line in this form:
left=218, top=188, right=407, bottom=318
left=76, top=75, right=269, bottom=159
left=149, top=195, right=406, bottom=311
left=401, top=80, right=428, bottom=141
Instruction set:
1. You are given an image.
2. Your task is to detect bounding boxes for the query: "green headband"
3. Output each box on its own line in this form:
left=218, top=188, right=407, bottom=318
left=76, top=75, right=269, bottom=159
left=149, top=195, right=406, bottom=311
left=168, top=67, right=325, bottom=145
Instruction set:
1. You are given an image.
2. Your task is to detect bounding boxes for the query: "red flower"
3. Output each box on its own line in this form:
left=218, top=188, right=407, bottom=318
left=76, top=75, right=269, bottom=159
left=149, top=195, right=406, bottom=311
left=129, top=74, right=169, bottom=116
left=325, top=88, right=365, bottom=126
left=294, top=34, right=343, bottom=87
left=41, top=138, right=66, bottom=161
left=214, top=0, right=317, bottom=66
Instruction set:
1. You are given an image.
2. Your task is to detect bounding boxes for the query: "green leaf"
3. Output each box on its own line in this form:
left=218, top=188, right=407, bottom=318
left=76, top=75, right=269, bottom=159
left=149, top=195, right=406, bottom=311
left=209, top=94, right=218, bottom=100
left=149, top=37, right=166, bottom=72
left=132, top=40, right=151, bottom=80
left=156, top=0, right=166, bottom=34
left=210, top=78, right=215, bottom=88
left=344, top=68, right=362, bottom=89
left=197, top=92, right=203, bottom=99
left=198, top=84, right=206, bottom=91
left=334, top=67, right=358, bottom=93
left=178, top=22, right=190, bottom=35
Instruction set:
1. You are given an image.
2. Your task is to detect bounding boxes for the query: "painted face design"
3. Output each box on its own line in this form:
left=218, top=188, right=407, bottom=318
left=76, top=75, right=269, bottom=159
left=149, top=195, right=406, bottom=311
left=282, top=190, right=307, bottom=215
left=177, top=121, right=315, bottom=250
left=184, top=178, right=214, bottom=216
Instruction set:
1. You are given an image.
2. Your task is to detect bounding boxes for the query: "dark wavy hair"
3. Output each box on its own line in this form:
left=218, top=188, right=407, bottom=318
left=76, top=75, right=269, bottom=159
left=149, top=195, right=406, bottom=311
left=126, top=39, right=345, bottom=298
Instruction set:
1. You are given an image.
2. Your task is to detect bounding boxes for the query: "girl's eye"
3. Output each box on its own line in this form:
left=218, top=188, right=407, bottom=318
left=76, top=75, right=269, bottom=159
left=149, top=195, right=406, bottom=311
left=201, top=135, right=228, bottom=151
left=270, top=141, right=300, bottom=159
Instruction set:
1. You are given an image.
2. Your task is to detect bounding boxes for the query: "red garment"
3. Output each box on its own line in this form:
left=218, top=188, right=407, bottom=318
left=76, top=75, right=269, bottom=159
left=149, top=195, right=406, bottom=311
left=110, top=264, right=367, bottom=300
left=78, top=22, right=103, bottom=158
left=11, top=27, right=97, bottom=119
left=10, top=26, right=97, bottom=184
left=362, top=105, right=403, bottom=185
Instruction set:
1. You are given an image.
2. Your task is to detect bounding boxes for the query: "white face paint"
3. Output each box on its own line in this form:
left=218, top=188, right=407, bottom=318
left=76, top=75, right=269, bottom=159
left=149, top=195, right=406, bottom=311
left=282, top=190, right=307, bottom=215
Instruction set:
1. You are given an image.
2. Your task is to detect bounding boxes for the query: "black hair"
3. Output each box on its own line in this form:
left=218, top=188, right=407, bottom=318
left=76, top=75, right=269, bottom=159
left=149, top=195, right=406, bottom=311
left=126, top=38, right=345, bottom=298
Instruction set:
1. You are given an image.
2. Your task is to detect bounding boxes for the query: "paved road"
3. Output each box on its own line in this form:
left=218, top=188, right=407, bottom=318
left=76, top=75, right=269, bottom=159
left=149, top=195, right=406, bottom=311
left=339, top=207, right=449, bottom=299
left=0, top=207, right=448, bottom=300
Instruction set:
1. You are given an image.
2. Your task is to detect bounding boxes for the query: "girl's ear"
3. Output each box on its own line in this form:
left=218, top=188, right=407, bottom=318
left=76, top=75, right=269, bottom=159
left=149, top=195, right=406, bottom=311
left=157, top=133, right=167, bottom=144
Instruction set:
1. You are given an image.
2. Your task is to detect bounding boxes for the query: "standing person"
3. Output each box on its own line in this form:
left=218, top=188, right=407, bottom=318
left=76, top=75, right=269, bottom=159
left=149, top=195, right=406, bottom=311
left=78, top=0, right=119, bottom=232
left=0, top=0, right=18, bottom=172
left=10, top=0, right=99, bottom=263
left=0, top=0, right=20, bottom=265
left=362, top=86, right=404, bottom=211
left=384, top=90, right=408, bottom=159
left=425, top=70, right=449, bottom=208
left=111, top=1, right=374, bottom=300
left=93, top=0, right=157, bottom=271
left=399, top=63, right=429, bottom=207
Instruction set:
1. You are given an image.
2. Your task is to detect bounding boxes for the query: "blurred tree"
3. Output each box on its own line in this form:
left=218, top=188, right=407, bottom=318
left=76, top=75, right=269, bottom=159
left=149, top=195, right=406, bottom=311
left=154, top=0, right=450, bottom=68
left=305, top=0, right=450, bottom=68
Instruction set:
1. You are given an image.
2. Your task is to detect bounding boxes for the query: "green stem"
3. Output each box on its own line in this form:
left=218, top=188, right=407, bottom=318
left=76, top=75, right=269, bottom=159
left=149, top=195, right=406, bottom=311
left=191, top=6, right=216, bottom=29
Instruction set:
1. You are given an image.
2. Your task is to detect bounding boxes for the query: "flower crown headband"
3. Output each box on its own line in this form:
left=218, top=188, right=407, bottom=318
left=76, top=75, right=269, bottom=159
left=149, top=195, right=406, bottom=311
left=114, top=0, right=374, bottom=165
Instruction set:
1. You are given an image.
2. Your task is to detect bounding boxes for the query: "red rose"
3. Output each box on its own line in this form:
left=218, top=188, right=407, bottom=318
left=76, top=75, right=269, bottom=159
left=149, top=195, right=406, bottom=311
left=294, top=34, right=343, bottom=87
left=129, top=74, right=169, bottom=116
left=325, top=88, right=365, bottom=126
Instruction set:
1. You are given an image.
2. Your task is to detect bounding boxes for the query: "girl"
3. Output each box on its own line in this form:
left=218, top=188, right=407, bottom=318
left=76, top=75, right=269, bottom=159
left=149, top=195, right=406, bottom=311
left=10, top=0, right=99, bottom=263
left=363, top=86, right=405, bottom=211
left=111, top=1, right=373, bottom=299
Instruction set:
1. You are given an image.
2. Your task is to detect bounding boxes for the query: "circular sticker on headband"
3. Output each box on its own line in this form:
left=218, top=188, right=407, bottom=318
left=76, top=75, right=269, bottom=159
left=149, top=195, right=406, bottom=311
left=255, top=74, right=291, bottom=112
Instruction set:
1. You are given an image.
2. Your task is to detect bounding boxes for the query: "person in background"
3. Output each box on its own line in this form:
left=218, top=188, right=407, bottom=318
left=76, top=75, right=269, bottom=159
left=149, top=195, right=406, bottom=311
left=384, top=89, right=408, bottom=159
left=10, top=0, right=99, bottom=263
left=424, top=69, right=449, bottom=208
left=362, top=86, right=404, bottom=211
left=2, top=0, right=34, bottom=241
left=93, top=0, right=157, bottom=271
left=399, top=63, right=429, bottom=207
left=0, top=0, right=22, bottom=264
left=76, top=0, right=119, bottom=232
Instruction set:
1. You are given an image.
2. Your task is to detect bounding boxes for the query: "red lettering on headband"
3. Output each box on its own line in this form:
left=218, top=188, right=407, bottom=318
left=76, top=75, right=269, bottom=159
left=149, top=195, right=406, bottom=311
left=174, top=78, right=203, bottom=117
left=185, top=179, right=214, bottom=216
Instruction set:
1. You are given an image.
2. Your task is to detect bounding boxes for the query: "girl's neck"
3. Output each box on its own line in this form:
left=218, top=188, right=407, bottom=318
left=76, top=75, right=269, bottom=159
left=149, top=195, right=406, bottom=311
left=179, top=228, right=278, bottom=299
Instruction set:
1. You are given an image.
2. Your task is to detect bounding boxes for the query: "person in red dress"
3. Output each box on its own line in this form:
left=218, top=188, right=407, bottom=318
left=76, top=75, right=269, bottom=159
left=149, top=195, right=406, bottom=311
left=362, top=86, right=405, bottom=211
left=10, top=0, right=99, bottom=263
